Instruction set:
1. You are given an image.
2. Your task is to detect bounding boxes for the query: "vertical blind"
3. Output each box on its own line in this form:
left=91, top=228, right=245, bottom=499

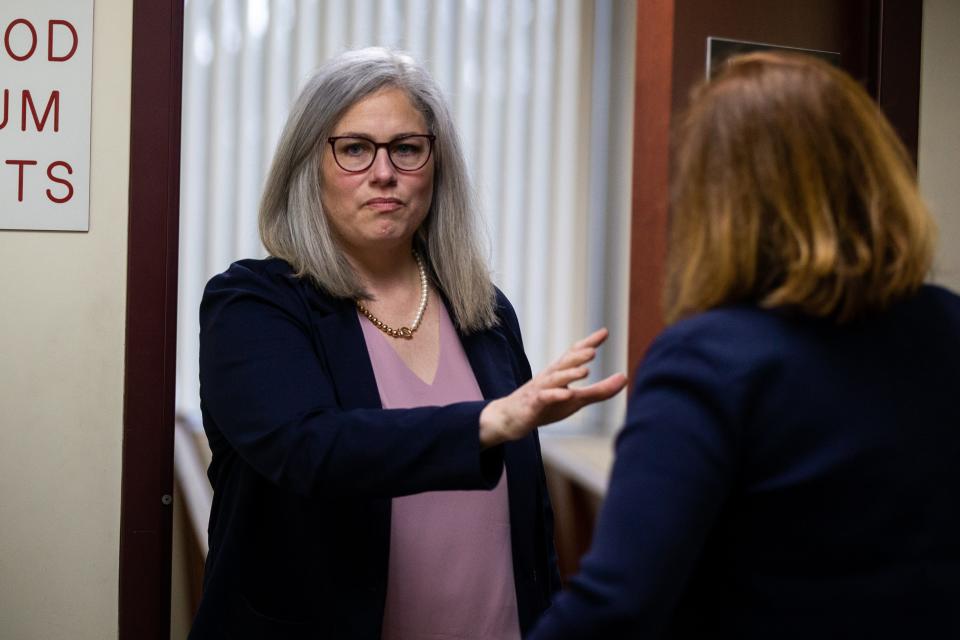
left=177, top=0, right=635, bottom=432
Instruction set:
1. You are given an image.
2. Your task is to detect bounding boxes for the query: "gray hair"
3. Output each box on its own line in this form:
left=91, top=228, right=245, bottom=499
left=259, top=47, right=497, bottom=333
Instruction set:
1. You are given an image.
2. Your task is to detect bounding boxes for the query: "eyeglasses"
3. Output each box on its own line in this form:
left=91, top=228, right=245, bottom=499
left=327, top=134, right=436, bottom=173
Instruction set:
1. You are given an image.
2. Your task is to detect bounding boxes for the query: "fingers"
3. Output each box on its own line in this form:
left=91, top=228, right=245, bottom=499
left=542, top=366, right=589, bottom=389
left=531, top=373, right=626, bottom=427
left=549, top=347, right=597, bottom=373
left=535, top=328, right=617, bottom=394
left=519, top=329, right=623, bottom=431
left=538, top=387, right=575, bottom=404
left=569, top=373, right=628, bottom=403
left=542, top=328, right=609, bottom=374
left=572, top=327, right=609, bottom=350
left=539, top=372, right=627, bottom=409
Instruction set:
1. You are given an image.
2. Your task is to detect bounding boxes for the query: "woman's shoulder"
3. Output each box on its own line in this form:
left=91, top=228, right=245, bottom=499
left=913, top=283, right=960, bottom=314
left=206, top=257, right=295, bottom=291
left=644, top=285, right=960, bottom=376
left=491, top=286, right=518, bottom=328
left=635, top=306, right=806, bottom=393
left=653, top=305, right=791, bottom=354
left=202, top=257, right=343, bottom=318
left=208, top=257, right=343, bottom=301
left=883, top=283, right=960, bottom=341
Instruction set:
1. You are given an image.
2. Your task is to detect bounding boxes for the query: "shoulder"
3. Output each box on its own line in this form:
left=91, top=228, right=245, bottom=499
left=634, top=306, right=804, bottom=403
left=201, top=258, right=353, bottom=343
left=907, top=284, right=960, bottom=318
left=492, top=287, right=521, bottom=332
left=647, top=306, right=795, bottom=362
left=918, top=282, right=960, bottom=301
left=203, top=257, right=343, bottom=317
left=868, top=284, right=960, bottom=346
left=456, top=285, right=522, bottom=340
left=473, top=287, right=531, bottom=380
left=487, top=286, right=527, bottom=354
left=205, top=257, right=294, bottom=295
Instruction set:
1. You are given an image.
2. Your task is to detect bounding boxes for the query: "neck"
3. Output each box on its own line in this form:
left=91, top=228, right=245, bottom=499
left=344, top=241, right=419, bottom=291
left=352, top=244, right=430, bottom=339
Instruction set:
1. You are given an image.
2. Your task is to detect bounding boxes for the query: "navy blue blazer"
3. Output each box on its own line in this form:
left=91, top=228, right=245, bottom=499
left=190, top=258, right=560, bottom=639
left=530, top=285, right=960, bottom=639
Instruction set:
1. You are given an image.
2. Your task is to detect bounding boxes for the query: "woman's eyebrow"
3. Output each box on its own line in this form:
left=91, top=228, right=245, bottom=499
left=333, top=131, right=426, bottom=140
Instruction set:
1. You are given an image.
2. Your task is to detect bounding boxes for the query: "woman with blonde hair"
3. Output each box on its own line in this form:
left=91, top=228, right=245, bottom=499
left=529, top=52, right=960, bottom=639
left=190, top=47, right=625, bottom=639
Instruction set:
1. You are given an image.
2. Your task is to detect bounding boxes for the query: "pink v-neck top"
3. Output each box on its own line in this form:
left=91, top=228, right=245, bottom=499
left=359, top=303, right=521, bottom=640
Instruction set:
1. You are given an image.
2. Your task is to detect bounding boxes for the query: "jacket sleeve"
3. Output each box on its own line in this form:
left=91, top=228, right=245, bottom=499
left=527, top=331, right=741, bottom=638
left=199, top=263, right=503, bottom=500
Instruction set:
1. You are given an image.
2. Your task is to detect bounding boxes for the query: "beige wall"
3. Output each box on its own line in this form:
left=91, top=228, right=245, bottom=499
left=0, top=1, right=132, bottom=638
left=920, top=0, right=960, bottom=291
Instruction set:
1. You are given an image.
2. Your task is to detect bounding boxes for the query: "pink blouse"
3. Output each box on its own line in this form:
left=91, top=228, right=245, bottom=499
left=359, top=304, right=521, bottom=640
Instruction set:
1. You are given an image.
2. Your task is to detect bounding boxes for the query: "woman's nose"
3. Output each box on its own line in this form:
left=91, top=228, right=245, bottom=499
left=369, top=147, right=398, bottom=183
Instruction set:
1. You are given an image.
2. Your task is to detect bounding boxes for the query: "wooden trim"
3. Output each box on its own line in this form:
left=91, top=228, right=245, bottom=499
left=627, top=0, right=675, bottom=375
left=875, top=0, right=923, bottom=163
left=118, top=1, right=184, bottom=637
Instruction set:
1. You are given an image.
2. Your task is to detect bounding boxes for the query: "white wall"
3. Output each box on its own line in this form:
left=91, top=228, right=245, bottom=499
left=0, top=0, right=131, bottom=637
left=920, top=0, right=960, bottom=291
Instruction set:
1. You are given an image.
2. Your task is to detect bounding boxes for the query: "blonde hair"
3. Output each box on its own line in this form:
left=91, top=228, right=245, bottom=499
left=666, top=52, right=935, bottom=324
left=259, top=48, right=496, bottom=332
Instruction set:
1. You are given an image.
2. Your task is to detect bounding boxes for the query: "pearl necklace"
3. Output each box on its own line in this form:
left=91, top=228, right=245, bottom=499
left=356, top=251, right=428, bottom=339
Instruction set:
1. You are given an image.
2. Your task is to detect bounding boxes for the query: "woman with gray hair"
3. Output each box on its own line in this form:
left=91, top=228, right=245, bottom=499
left=189, top=47, right=625, bottom=639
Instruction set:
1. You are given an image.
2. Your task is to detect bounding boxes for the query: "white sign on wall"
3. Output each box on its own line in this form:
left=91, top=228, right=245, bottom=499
left=1, top=0, right=94, bottom=231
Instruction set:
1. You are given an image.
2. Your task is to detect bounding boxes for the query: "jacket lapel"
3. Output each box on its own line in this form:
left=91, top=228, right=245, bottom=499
left=305, top=290, right=384, bottom=411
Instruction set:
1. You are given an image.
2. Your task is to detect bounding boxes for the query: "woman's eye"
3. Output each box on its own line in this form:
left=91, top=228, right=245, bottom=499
left=394, top=143, right=421, bottom=156
left=343, top=143, right=368, bottom=156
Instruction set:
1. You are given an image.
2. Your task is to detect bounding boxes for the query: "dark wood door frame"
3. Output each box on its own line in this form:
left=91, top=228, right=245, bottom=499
left=627, top=0, right=675, bottom=378
left=874, top=1, right=923, bottom=163
left=118, top=0, right=184, bottom=637
left=627, top=0, right=924, bottom=373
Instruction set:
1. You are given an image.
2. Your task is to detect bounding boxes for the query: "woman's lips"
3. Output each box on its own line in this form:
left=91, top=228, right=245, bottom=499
left=365, top=198, right=403, bottom=212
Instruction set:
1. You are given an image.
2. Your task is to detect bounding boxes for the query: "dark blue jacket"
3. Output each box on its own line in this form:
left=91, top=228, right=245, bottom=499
left=190, top=258, right=559, bottom=639
left=530, top=285, right=960, bottom=639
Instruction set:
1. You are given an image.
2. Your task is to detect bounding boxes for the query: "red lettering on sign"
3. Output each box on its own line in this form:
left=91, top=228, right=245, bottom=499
left=48, top=20, right=78, bottom=62
left=6, top=159, right=38, bottom=202
left=46, top=161, right=74, bottom=203
left=4, top=19, right=38, bottom=61
left=21, top=90, right=59, bottom=132
left=0, top=89, right=7, bottom=129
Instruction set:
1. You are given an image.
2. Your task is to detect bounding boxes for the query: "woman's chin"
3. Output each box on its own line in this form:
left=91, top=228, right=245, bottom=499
left=372, top=222, right=417, bottom=244
left=345, top=232, right=415, bottom=257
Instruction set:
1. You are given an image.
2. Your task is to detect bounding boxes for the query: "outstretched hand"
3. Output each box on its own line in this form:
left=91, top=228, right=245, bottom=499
left=479, top=328, right=628, bottom=448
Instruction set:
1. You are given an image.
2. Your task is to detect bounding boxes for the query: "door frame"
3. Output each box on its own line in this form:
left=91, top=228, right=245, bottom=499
left=118, top=1, right=184, bottom=638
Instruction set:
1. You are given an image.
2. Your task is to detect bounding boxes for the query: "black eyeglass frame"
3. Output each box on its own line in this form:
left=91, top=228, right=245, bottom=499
left=326, top=134, right=437, bottom=173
